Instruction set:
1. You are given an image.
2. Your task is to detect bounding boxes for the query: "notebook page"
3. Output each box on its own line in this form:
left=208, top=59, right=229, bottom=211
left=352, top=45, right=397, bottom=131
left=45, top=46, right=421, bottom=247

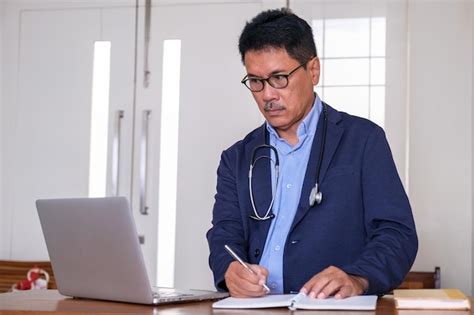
left=212, top=294, right=296, bottom=309
left=294, top=295, right=378, bottom=310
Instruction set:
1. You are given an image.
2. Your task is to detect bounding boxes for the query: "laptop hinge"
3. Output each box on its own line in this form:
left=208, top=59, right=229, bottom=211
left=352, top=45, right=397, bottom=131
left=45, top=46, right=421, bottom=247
left=152, top=292, right=160, bottom=304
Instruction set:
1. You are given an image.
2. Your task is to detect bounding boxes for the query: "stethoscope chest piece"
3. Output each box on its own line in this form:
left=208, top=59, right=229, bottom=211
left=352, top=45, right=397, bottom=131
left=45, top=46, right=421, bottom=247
left=309, top=183, right=323, bottom=207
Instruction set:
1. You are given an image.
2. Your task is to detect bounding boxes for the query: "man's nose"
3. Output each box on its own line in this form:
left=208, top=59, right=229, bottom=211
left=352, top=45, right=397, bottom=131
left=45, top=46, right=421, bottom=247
left=261, top=81, right=278, bottom=101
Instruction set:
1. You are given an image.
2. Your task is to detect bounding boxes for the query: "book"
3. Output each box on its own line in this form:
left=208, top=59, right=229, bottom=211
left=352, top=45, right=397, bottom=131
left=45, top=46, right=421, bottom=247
left=394, top=289, right=471, bottom=310
left=212, top=293, right=378, bottom=310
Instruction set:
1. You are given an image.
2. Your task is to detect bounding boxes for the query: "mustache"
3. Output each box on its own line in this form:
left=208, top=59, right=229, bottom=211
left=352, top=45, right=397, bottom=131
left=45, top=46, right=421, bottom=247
left=263, top=102, right=285, bottom=111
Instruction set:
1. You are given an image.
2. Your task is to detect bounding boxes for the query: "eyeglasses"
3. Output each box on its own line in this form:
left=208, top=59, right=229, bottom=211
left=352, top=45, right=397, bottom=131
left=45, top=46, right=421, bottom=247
left=241, top=62, right=307, bottom=92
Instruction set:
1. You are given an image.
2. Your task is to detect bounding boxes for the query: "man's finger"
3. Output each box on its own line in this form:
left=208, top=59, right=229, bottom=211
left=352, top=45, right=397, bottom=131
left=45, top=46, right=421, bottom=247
left=334, top=285, right=352, bottom=299
left=225, top=262, right=269, bottom=297
left=318, top=278, right=343, bottom=299
left=303, top=274, right=330, bottom=298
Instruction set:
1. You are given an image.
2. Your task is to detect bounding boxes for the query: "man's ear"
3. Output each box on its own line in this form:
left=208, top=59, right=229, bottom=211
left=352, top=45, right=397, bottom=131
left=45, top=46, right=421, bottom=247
left=309, top=57, right=321, bottom=85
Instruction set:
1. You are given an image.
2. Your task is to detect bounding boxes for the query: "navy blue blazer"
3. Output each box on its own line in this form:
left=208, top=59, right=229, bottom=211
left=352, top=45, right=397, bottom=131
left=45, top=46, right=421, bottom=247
left=206, top=103, right=418, bottom=295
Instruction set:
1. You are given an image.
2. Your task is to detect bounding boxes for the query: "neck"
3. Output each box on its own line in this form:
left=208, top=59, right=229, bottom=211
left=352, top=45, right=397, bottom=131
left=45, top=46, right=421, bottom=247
left=275, top=94, right=316, bottom=146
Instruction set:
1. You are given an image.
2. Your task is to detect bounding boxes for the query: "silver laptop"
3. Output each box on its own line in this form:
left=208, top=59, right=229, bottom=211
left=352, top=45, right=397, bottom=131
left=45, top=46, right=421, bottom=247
left=36, top=196, right=228, bottom=305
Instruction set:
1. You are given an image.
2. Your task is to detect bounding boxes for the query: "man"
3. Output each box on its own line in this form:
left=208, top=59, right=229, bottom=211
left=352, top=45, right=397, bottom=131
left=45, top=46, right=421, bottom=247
left=206, top=8, right=417, bottom=299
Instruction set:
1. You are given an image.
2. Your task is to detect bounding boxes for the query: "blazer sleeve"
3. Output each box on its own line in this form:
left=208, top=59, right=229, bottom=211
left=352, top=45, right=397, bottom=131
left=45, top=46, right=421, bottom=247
left=206, top=150, right=247, bottom=292
left=341, top=126, right=418, bottom=295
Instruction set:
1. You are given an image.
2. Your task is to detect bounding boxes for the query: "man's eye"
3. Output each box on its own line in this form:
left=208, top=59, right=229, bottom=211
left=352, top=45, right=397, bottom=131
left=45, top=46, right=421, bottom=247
left=272, top=75, right=287, bottom=82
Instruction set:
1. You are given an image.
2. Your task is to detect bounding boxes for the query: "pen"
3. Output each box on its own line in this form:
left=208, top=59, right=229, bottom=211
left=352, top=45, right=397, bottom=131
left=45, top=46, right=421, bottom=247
left=224, top=244, right=271, bottom=292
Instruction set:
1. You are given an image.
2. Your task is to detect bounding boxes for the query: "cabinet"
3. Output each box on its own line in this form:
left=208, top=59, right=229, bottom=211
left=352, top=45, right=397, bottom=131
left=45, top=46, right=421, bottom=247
left=1, top=0, right=278, bottom=290
left=1, top=0, right=136, bottom=274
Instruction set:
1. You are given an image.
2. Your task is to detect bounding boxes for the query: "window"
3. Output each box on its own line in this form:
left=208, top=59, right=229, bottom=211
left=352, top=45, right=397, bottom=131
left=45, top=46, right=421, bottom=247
left=157, top=39, right=181, bottom=287
left=313, top=17, right=386, bottom=128
left=89, top=41, right=111, bottom=197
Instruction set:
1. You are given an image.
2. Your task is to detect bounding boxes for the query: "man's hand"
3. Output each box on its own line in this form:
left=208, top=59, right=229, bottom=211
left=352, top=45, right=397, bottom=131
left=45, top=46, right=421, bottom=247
left=300, top=266, right=368, bottom=299
left=224, top=261, right=269, bottom=297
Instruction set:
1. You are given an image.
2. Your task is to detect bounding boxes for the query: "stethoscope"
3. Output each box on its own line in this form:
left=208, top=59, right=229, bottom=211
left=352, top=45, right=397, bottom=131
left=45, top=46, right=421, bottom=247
left=248, top=103, right=328, bottom=221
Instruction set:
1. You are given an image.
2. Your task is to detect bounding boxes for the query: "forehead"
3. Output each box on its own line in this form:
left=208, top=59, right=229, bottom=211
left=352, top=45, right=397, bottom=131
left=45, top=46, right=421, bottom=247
left=243, top=47, right=299, bottom=77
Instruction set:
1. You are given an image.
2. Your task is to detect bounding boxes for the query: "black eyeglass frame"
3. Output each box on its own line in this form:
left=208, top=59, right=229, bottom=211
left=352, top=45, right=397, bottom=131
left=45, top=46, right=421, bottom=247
left=241, top=61, right=309, bottom=92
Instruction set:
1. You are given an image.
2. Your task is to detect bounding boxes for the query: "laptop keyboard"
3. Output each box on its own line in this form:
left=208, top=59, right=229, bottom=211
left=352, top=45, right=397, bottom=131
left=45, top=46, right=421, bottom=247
left=152, top=287, right=193, bottom=298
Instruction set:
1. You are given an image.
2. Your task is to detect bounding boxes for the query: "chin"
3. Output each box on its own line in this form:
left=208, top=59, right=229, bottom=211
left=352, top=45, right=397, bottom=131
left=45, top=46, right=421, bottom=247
left=266, top=120, right=289, bottom=130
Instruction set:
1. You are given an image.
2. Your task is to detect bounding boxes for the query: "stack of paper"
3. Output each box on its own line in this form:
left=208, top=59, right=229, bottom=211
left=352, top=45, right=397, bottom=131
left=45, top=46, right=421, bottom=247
left=394, top=289, right=471, bottom=310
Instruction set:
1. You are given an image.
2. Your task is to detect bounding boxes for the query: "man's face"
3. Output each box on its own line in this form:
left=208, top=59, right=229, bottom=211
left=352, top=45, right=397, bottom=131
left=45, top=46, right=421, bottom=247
left=243, top=48, right=320, bottom=137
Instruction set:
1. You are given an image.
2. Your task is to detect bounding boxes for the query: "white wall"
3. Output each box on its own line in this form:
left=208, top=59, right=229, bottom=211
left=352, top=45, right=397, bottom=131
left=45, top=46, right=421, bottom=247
left=408, top=0, right=473, bottom=295
left=472, top=1, right=474, bottom=297
left=384, top=1, right=409, bottom=187
left=0, top=0, right=6, bottom=259
left=1, top=1, right=25, bottom=260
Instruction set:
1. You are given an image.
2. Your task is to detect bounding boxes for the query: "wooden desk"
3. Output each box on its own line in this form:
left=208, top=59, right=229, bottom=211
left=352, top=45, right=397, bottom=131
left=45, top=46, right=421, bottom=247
left=0, top=290, right=471, bottom=315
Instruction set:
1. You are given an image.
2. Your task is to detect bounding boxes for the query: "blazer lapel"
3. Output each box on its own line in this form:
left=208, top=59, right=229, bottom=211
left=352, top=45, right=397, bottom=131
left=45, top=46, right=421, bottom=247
left=290, top=104, right=344, bottom=231
left=316, top=105, right=345, bottom=185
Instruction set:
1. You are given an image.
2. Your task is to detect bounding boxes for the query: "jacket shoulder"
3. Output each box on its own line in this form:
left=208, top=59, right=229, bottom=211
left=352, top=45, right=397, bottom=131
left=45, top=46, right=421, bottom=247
left=326, top=103, right=384, bottom=136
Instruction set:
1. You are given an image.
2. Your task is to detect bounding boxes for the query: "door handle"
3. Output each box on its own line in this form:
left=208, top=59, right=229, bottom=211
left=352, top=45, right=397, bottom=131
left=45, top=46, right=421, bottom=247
left=140, top=110, right=151, bottom=215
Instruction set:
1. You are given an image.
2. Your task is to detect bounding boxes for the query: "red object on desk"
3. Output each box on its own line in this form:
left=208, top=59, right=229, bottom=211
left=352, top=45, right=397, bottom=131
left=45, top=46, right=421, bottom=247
left=11, top=266, right=49, bottom=291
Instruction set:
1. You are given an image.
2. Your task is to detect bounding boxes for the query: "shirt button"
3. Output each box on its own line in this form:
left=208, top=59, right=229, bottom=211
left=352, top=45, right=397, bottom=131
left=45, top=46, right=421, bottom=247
left=271, top=282, right=277, bottom=289
left=286, top=184, right=292, bottom=189
left=275, top=245, right=280, bottom=251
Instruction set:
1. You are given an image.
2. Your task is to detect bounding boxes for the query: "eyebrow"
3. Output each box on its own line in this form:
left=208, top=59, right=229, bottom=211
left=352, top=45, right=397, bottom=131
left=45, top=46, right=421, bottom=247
left=246, top=68, right=291, bottom=78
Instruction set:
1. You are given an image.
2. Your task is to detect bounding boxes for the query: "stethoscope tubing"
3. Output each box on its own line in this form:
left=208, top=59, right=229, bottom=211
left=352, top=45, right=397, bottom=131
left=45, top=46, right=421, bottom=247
left=248, top=103, right=328, bottom=221
left=248, top=146, right=279, bottom=220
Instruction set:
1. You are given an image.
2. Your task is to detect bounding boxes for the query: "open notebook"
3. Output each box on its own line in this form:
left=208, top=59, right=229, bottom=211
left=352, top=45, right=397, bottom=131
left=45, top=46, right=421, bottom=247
left=213, top=293, right=378, bottom=310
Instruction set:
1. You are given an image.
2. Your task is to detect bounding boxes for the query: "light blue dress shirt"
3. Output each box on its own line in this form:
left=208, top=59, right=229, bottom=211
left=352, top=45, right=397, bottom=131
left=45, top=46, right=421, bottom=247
left=259, top=95, right=322, bottom=293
